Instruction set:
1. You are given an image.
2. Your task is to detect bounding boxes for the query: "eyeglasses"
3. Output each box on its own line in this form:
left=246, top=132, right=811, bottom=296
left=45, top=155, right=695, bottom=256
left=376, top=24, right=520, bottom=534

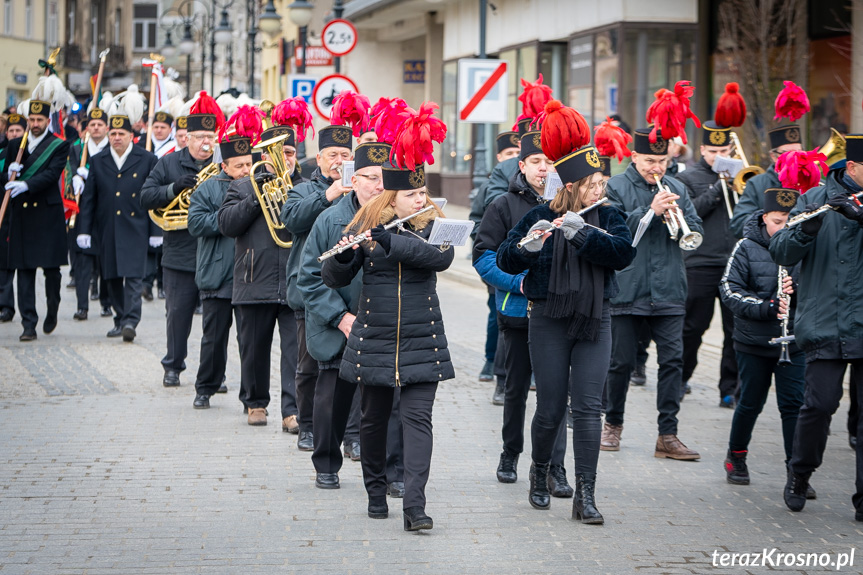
left=586, top=180, right=607, bottom=193
left=190, top=133, right=216, bottom=141
left=355, top=174, right=381, bottom=184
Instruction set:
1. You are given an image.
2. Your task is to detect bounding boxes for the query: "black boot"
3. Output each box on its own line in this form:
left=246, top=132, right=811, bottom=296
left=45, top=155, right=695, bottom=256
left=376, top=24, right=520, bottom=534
left=548, top=464, right=573, bottom=498
left=403, top=506, right=433, bottom=531
left=572, top=473, right=604, bottom=524
left=496, top=451, right=518, bottom=483
left=783, top=467, right=810, bottom=512
left=368, top=497, right=388, bottom=519
left=724, top=449, right=750, bottom=485
left=528, top=462, right=551, bottom=510
left=492, top=376, right=505, bottom=406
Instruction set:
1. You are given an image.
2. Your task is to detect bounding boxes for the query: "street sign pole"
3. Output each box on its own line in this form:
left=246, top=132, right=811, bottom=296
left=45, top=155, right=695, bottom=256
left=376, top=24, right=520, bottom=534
left=472, top=0, right=489, bottom=190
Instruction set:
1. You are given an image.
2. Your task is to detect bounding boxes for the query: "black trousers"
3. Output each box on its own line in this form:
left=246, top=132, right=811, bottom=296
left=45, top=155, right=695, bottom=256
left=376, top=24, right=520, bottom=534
left=606, top=314, right=685, bottom=435
left=386, top=387, right=405, bottom=483
left=161, top=268, right=199, bottom=373
left=194, top=297, right=236, bottom=396
left=789, top=359, right=863, bottom=512
left=17, top=268, right=61, bottom=330
left=345, top=386, right=361, bottom=443
left=529, top=302, right=610, bottom=474
left=311, top=368, right=358, bottom=474
left=682, top=266, right=738, bottom=397
left=728, top=349, right=805, bottom=459
left=0, top=269, right=14, bottom=312
left=144, top=251, right=162, bottom=290
left=235, top=303, right=298, bottom=416
left=498, top=313, right=566, bottom=464
left=74, top=254, right=110, bottom=311
left=106, top=277, right=143, bottom=328
left=295, top=315, right=319, bottom=433
left=361, top=383, right=437, bottom=508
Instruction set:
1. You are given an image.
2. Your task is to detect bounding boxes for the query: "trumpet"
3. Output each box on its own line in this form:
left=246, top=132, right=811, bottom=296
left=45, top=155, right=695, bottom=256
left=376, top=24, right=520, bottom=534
left=318, top=205, right=436, bottom=262
left=516, top=198, right=609, bottom=249
left=654, top=175, right=703, bottom=251
left=786, top=191, right=863, bottom=228
left=149, top=162, right=220, bottom=231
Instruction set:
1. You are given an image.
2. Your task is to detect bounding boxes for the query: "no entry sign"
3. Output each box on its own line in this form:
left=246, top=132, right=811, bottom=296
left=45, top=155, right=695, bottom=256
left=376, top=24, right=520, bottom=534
left=457, top=59, right=508, bottom=123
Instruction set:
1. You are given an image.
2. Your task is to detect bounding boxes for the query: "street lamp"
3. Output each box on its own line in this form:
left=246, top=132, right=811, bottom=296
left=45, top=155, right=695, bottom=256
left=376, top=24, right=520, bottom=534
left=288, top=0, right=314, bottom=28
left=179, top=23, right=196, bottom=55
left=162, top=30, right=177, bottom=58
left=213, top=8, right=233, bottom=46
left=258, top=0, right=283, bottom=37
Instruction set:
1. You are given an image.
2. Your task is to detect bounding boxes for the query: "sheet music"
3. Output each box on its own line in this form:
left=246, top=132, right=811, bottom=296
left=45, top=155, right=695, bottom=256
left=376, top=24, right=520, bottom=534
left=543, top=172, right=563, bottom=200
left=632, top=208, right=655, bottom=247
left=431, top=197, right=447, bottom=211
left=427, top=219, right=473, bottom=247
left=340, top=161, right=355, bottom=187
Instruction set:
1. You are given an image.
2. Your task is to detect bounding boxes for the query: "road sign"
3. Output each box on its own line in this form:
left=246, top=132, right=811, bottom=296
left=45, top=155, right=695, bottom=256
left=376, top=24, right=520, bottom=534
left=289, top=74, right=317, bottom=103
left=312, top=74, right=359, bottom=120
left=321, top=19, right=358, bottom=57
left=294, top=46, right=333, bottom=67
left=457, top=58, right=508, bottom=123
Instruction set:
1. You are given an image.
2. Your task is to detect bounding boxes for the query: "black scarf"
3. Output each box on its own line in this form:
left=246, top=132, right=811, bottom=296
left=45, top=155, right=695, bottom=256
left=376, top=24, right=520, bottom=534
left=545, top=206, right=605, bottom=341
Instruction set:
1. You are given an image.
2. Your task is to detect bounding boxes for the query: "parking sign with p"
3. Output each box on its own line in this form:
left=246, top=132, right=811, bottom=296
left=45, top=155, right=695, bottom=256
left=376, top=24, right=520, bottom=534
left=289, top=75, right=317, bottom=103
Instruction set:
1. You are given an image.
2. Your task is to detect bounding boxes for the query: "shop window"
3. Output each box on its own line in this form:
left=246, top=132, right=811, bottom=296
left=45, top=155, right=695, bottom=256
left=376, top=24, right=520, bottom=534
left=441, top=60, right=472, bottom=175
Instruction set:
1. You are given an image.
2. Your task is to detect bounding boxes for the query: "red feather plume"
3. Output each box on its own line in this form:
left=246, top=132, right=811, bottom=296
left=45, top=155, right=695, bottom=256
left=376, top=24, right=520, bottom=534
left=329, top=91, right=371, bottom=136
left=645, top=80, right=701, bottom=143
left=372, top=97, right=409, bottom=145
left=593, top=117, right=632, bottom=162
left=189, top=90, right=225, bottom=132
left=219, top=105, right=265, bottom=145
left=390, top=102, right=447, bottom=171
left=271, top=97, right=314, bottom=142
left=518, top=74, right=553, bottom=120
left=774, top=81, right=810, bottom=122
left=776, top=149, right=827, bottom=193
left=715, top=82, right=746, bottom=128
left=539, top=100, right=590, bottom=162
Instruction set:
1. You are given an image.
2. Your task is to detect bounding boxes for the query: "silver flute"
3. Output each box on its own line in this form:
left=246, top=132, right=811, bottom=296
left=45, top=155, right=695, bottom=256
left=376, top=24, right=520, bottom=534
left=786, top=191, right=863, bottom=227
left=318, top=205, right=436, bottom=262
left=516, top=198, right=609, bottom=249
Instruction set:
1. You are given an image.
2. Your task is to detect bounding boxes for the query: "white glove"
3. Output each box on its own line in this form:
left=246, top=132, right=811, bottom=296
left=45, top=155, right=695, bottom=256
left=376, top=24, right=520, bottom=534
left=77, top=167, right=89, bottom=180
left=5, top=181, right=28, bottom=198
left=76, top=234, right=92, bottom=249
left=712, top=155, right=744, bottom=179
left=149, top=236, right=163, bottom=248
left=560, top=211, right=586, bottom=240
left=72, top=175, right=85, bottom=196
left=7, top=161, right=22, bottom=180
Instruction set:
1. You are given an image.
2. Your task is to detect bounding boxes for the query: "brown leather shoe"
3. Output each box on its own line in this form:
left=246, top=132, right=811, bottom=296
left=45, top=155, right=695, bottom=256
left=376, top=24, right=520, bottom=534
left=282, top=414, right=299, bottom=434
left=654, top=434, right=700, bottom=460
left=600, top=423, right=622, bottom=451
left=248, top=408, right=267, bottom=426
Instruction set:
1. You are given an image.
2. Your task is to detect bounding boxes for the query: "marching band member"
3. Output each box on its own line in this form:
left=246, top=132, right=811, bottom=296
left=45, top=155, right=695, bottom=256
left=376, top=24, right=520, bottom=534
left=187, top=109, right=257, bottom=410
left=770, top=135, right=863, bottom=522
left=719, top=188, right=811, bottom=495
left=1, top=80, right=72, bottom=341
left=150, top=107, right=177, bottom=159
left=321, top=101, right=451, bottom=529
left=675, top=120, right=740, bottom=407
left=603, top=127, right=704, bottom=460
left=141, top=91, right=220, bottom=387
left=76, top=107, right=158, bottom=342
left=0, top=113, right=29, bottom=324
left=497, top=101, right=635, bottom=523
left=473, top=129, right=570, bottom=495
left=175, top=115, right=189, bottom=150
left=217, top=120, right=298, bottom=428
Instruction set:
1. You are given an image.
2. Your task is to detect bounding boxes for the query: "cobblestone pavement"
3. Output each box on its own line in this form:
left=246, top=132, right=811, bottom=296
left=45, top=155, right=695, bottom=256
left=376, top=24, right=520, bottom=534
left=1, top=225, right=860, bottom=573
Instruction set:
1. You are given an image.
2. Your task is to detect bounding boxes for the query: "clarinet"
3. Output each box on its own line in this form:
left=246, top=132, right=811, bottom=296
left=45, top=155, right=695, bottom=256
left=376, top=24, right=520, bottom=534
left=774, top=265, right=792, bottom=365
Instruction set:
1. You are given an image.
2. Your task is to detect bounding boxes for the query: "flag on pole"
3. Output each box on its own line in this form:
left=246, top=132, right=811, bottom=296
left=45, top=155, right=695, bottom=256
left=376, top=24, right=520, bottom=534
left=142, top=58, right=167, bottom=111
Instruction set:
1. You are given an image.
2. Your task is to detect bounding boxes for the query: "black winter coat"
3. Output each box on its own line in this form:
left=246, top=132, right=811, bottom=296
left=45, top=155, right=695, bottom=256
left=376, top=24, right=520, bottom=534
left=322, top=219, right=455, bottom=387
left=218, top=174, right=292, bottom=305
left=0, top=133, right=70, bottom=270
left=66, top=138, right=108, bottom=255
left=675, top=158, right=737, bottom=268
left=719, top=211, right=799, bottom=358
left=140, top=147, right=210, bottom=272
left=77, top=145, right=159, bottom=279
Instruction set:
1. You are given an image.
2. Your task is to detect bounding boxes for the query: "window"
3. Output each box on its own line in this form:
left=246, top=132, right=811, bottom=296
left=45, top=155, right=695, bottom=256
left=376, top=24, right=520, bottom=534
left=47, top=1, right=58, bottom=47
left=25, top=0, right=31, bottom=37
left=133, top=4, right=158, bottom=51
left=4, top=0, right=12, bottom=36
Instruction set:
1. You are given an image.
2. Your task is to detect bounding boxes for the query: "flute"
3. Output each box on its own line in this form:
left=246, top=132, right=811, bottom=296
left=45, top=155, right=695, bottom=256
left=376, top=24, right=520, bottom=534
left=318, top=205, right=436, bottom=262
left=516, top=198, right=609, bottom=249
left=786, top=191, right=863, bottom=227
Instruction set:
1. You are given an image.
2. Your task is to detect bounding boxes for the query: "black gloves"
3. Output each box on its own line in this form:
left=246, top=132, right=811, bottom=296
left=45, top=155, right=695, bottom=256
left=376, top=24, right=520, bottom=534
left=174, top=174, right=198, bottom=192
left=333, top=243, right=357, bottom=263
left=760, top=298, right=779, bottom=320
left=369, top=224, right=392, bottom=253
left=827, top=194, right=863, bottom=225
left=799, top=203, right=825, bottom=236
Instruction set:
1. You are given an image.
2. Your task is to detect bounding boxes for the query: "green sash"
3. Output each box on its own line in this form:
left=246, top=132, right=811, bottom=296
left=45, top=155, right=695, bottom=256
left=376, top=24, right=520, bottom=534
left=0, top=137, right=65, bottom=179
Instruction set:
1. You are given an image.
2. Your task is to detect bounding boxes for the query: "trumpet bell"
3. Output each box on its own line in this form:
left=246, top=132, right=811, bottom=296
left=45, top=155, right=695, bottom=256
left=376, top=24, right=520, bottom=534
left=679, top=231, right=703, bottom=251
left=732, top=165, right=765, bottom=196
left=818, top=127, right=846, bottom=169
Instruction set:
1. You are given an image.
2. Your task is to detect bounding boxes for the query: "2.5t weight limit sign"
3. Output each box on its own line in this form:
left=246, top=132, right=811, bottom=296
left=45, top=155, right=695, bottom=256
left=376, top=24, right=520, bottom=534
left=322, top=19, right=357, bottom=57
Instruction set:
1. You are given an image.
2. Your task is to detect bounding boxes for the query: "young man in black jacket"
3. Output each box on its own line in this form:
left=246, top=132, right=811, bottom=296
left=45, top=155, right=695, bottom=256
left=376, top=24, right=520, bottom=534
left=674, top=121, right=739, bottom=407
left=473, top=131, right=571, bottom=496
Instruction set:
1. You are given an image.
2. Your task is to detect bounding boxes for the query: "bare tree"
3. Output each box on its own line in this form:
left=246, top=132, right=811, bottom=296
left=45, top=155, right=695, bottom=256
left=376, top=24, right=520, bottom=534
left=717, top=0, right=808, bottom=166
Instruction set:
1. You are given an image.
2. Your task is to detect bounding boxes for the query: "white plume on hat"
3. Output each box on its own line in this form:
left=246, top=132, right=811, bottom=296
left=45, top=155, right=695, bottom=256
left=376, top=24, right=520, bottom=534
left=16, top=99, right=29, bottom=116
left=180, top=91, right=204, bottom=117
left=163, top=74, right=185, bottom=101
left=109, top=84, right=146, bottom=125
left=235, top=92, right=261, bottom=108
left=31, top=75, right=75, bottom=112
left=216, top=92, right=238, bottom=120
left=158, top=95, right=184, bottom=120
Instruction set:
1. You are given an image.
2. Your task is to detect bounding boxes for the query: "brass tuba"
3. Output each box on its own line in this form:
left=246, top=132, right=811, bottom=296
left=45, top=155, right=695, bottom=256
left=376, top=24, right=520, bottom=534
left=729, top=131, right=765, bottom=195
left=149, top=162, right=220, bottom=231
left=818, top=127, right=846, bottom=169
left=250, top=101, right=294, bottom=249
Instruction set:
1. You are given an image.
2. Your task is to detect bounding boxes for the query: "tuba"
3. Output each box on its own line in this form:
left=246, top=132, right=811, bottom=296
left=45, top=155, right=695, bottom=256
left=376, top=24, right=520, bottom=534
left=818, top=127, right=846, bottom=170
left=249, top=101, right=294, bottom=249
left=149, top=162, right=220, bottom=231
left=729, top=131, right=765, bottom=195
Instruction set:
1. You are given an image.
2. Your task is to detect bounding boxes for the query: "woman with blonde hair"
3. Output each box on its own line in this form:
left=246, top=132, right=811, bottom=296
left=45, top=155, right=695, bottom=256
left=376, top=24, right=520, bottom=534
left=321, top=102, right=452, bottom=532
left=498, top=101, right=636, bottom=524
